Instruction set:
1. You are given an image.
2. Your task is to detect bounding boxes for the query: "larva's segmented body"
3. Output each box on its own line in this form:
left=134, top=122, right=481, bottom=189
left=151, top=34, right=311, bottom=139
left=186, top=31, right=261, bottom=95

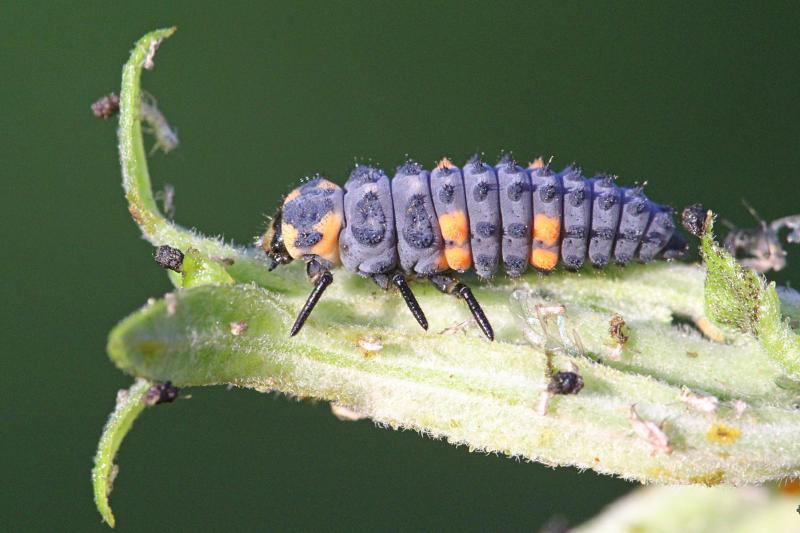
left=264, top=155, right=688, bottom=340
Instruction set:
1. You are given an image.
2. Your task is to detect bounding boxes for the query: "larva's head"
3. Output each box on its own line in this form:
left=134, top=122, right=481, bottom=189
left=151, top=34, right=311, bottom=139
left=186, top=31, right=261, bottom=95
left=262, top=207, right=294, bottom=271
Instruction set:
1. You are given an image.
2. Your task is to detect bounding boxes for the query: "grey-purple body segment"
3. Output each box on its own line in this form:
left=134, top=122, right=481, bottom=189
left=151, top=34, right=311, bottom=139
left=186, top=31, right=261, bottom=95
left=588, top=176, right=623, bottom=267
left=339, top=165, right=398, bottom=275
left=463, top=156, right=502, bottom=279
left=614, top=186, right=652, bottom=264
left=497, top=157, right=532, bottom=277
left=638, top=206, right=678, bottom=262
left=391, top=161, right=445, bottom=275
left=560, top=165, right=592, bottom=270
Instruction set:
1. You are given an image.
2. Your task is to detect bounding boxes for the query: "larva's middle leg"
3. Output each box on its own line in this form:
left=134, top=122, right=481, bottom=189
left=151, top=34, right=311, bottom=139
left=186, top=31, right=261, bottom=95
left=430, top=274, right=494, bottom=341
left=371, top=273, right=429, bottom=331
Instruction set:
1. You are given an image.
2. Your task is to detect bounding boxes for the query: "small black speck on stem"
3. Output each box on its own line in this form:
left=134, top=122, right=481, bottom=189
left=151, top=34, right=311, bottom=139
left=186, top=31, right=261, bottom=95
left=154, top=245, right=184, bottom=272
left=143, top=381, right=179, bottom=406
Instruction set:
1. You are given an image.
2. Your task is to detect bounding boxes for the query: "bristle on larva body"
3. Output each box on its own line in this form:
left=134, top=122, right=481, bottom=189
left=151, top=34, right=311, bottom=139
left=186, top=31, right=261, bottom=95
left=278, top=156, right=685, bottom=279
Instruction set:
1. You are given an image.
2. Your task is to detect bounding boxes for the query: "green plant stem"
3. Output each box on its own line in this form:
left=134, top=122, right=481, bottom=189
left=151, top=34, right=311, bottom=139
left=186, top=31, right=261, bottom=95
left=92, top=379, right=151, bottom=528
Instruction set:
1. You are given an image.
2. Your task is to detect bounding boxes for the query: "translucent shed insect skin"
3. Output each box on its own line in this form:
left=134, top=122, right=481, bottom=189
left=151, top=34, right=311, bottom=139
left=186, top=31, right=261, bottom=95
left=264, top=156, right=687, bottom=340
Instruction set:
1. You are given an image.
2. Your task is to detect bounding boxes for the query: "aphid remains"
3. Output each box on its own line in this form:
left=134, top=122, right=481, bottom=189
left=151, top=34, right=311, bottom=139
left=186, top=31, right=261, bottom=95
left=91, top=90, right=179, bottom=154
left=629, top=405, right=673, bottom=455
left=720, top=202, right=800, bottom=273
left=678, top=387, right=719, bottom=414
left=140, top=93, right=179, bottom=154
left=263, top=156, right=687, bottom=339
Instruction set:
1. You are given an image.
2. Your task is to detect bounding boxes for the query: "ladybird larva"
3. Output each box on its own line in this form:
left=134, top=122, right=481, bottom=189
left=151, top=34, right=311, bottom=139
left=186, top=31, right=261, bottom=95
left=263, top=155, right=687, bottom=340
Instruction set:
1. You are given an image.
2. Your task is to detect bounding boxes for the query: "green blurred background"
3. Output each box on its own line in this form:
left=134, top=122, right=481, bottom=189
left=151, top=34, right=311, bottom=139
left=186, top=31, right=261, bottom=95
left=3, top=1, right=800, bottom=531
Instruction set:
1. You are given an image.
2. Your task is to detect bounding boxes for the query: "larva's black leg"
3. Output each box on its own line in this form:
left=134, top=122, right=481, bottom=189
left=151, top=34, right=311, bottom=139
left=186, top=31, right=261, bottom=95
left=391, top=273, right=428, bottom=331
left=290, top=269, right=333, bottom=337
left=430, top=274, right=494, bottom=341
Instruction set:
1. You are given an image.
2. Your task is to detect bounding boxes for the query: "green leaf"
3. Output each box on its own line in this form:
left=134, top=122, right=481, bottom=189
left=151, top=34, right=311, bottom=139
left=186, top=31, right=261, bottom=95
left=702, top=215, right=800, bottom=381
left=574, top=485, right=799, bottom=532
left=108, top=279, right=800, bottom=489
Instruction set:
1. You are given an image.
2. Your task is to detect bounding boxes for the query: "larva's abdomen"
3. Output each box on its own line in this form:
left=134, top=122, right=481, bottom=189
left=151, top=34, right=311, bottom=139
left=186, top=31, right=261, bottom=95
left=588, top=176, right=622, bottom=268
left=339, top=165, right=398, bottom=275
left=614, top=187, right=651, bottom=265
left=431, top=160, right=472, bottom=272
left=277, top=157, right=686, bottom=285
left=560, top=165, right=592, bottom=271
left=530, top=163, right=563, bottom=272
left=463, top=158, right=502, bottom=279
left=638, top=206, right=676, bottom=262
left=392, top=161, right=446, bottom=275
left=281, top=177, right=344, bottom=268
left=497, top=158, right=532, bottom=277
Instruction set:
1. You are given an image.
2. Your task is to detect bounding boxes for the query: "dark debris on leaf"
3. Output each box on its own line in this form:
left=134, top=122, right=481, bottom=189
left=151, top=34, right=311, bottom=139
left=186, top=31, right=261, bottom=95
left=154, top=245, right=184, bottom=272
left=682, top=203, right=707, bottom=237
left=143, top=381, right=179, bottom=406
left=548, top=372, right=584, bottom=395
left=91, top=93, right=120, bottom=119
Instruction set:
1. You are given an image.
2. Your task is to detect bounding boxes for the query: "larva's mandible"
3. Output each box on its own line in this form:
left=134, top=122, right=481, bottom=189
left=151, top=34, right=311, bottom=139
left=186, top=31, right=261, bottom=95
left=263, top=155, right=687, bottom=340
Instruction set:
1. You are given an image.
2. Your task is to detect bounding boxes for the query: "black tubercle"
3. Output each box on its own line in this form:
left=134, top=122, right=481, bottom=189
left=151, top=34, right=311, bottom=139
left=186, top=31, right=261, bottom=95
left=398, top=159, right=423, bottom=175
left=467, top=153, right=487, bottom=172
left=497, top=153, right=517, bottom=170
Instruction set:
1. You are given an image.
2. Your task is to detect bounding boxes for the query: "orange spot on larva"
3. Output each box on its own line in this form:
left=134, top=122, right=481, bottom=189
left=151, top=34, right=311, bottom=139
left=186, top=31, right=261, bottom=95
left=283, top=188, right=301, bottom=203
left=445, top=246, right=472, bottom=271
left=281, top=223, right=301, bottom=259
left=533, top=214, right=561, bottom=246
left=311, top=212, right=342, bottom=264
left=531, top=248, right=558, bottom=270
left=436, top=252, right=451, bottom=271
left=316, top=179, right=339, bottom=190
left=436, top=157, right=455, bottom=170
left=528, top=157, right=545, bottom=170
left=439, top=211, right=469, bottom=246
